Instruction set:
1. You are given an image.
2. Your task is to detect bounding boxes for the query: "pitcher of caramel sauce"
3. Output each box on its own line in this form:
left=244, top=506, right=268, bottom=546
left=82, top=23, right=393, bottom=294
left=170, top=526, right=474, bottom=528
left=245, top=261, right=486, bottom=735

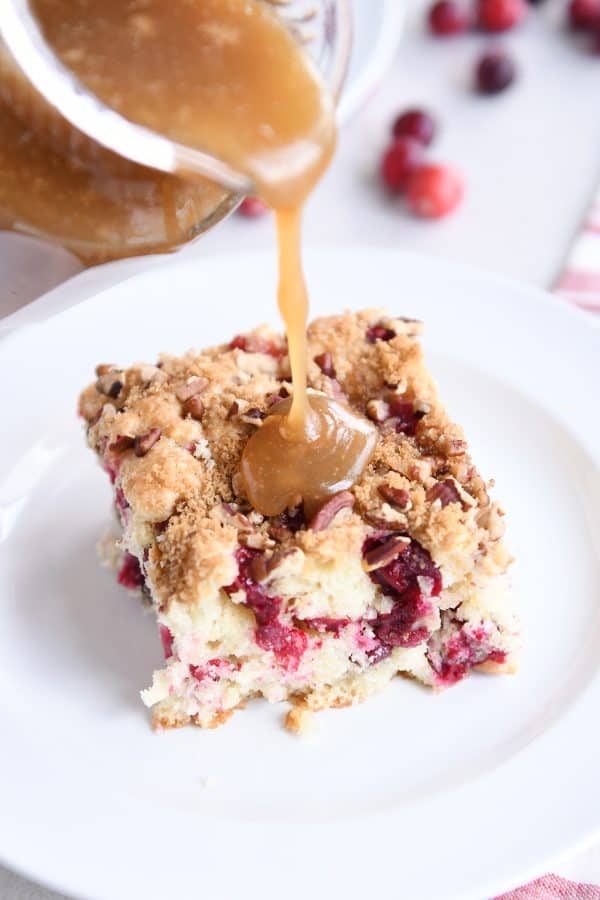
left=0, top=0, right=351, bottom=266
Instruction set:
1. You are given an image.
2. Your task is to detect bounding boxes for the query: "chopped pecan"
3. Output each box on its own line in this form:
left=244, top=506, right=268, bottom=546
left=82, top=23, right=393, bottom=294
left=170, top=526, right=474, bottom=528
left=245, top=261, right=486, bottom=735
left=426, top=479, right=462, bottom=508
left=248, top=555, right=268, bottom=583
left=95, top=363, right=116, bottom=377
left=447, top=438, right=467, bottom=457
left=109, top=435, right=135, bottom=453
left=133, top=428, right=161, bottom=457
left=363, top=535, right=410, bottom=571
left=266, top=548, right=296, bottom=574
left=183, top=395, right=205, bottom=421
left=477, top=504, right=506, bottom=540
left=308, top=491, right=355, bottom=532
left=107, top=380, right=123, bottom=399
left=378, top=484, right=411, bottom=509
left=314, top=352, right=336, bottom=378
left=366, top=399, right=390, bottom=423
left=366, top=324, right=395, bottom=343
left=240, top=407, right=265, bottom=425
left=176, top=377, right=208, bottom=402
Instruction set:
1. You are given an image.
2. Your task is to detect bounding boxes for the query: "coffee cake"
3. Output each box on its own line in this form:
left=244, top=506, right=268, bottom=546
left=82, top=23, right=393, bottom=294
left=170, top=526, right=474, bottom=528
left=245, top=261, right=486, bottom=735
left=79, top=309, right=518, bottom=732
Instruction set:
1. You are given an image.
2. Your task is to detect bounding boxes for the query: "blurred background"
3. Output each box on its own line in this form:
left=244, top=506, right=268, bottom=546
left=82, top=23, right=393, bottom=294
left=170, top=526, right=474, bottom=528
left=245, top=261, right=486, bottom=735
left=198, top=0, right=600, bottom=288
left=3, top=0, right=600, bottom=312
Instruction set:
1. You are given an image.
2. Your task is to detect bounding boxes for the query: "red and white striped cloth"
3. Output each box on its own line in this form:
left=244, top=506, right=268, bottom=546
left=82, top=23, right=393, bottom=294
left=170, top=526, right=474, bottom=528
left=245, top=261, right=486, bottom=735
left=495, top=874, right=600, bottom=899
left=555, top=189, right=600, bottom=311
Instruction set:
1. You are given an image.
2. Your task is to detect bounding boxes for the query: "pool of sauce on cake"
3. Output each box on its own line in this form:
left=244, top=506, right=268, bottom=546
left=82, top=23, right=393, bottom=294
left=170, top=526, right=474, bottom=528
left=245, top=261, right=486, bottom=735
left=29, top=0, right=376, bottom=512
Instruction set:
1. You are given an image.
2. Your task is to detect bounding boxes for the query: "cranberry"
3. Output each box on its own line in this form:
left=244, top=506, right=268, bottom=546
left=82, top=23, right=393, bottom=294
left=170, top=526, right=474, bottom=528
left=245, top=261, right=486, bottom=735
left=189, top=659, right=234, bottom=682
left=569, top=0, right=600, bottom=27
left=362, top=536, right=442, bottom=656
left=238, top=197, right=269, bottom=217
left=255, top=623, right=307, bottom=666
left=301, top=617, right=352, bottom=634
left=392, top=109, right=437, bottom=147
left=405, top=164, right=464, bottom=219
left=592, top=30, right=600, bottom=52
left=475, top=50, right=517, bottom=94
left=427, top=615, right=507, bottom=684
left=117, top=553, right=144, bottom=590
left=477, top=0, right=527, bottom=29
left=103, top=463, right=118, bottom=485
left=226, top=548, right=307, bottom=670
left=366, top=537, right=442, bottom=598
left=366, top=644, right=393, bottom=665
left=428, top=0, right=470, bottom=34
left=159, top=625, right=174, bottom=658
left=114, top=486, right=129, bottom=511
left=380, top=137, right=424, bottom=194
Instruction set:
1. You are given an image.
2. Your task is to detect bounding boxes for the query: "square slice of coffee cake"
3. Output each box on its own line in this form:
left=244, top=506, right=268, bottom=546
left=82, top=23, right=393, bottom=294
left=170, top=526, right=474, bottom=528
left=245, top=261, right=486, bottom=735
left=79, top=309, right=517, bottom=732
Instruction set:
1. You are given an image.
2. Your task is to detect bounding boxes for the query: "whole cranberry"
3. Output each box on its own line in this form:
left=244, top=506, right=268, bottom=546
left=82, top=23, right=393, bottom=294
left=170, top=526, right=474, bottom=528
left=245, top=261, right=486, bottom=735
left=569, top=0, right=600, bottom=28
left=428, top=0, right=470, bottom=34
left=477, top=0, right=528, bottom=31
left=405, top=164, right=464, bottom=219
left=380, top=137, right=425, bottom=194
left=238, top=196, right=269, bottom=217
left=475, top=49, right=517, bottom=93
left=392, top=109, right=437, bottom=146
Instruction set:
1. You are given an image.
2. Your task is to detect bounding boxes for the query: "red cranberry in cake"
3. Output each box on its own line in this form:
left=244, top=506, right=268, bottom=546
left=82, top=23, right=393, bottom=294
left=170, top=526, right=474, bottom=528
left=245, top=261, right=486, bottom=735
left=79, top=308, right=517, bottom=733
left=117, top=553, right=144, bottom=590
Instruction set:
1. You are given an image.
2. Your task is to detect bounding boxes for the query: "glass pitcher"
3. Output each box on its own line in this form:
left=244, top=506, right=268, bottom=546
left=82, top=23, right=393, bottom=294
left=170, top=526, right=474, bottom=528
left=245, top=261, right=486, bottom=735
left=0, top=0, right=352, bottom=266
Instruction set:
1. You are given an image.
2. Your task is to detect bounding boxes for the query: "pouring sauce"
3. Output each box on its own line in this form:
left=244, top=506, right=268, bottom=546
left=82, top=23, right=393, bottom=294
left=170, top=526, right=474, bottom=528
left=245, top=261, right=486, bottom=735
left=29, top=0, right=377, bottom=515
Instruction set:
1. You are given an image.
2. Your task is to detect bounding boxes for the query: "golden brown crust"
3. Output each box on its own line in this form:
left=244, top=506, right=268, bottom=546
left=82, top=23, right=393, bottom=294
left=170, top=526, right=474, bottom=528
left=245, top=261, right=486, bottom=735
left=152, top=705, right=238, bottom=730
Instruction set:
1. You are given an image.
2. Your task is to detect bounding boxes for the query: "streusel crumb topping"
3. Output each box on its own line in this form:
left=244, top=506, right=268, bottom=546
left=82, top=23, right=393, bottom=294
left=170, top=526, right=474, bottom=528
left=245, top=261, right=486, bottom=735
left=80, top=309, right=510, bottom=612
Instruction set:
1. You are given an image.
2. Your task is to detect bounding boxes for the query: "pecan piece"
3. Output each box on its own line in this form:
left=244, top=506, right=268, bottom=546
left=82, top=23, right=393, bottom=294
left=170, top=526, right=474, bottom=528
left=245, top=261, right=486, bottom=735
left=240, top=407, right=266, bottom=426
left=366, top=399, right=390, bottom=424
left=266, top=548, right=296, bottom=574
left=109, top=435, right=135, bottom=453
left=314, top=352, right=336, bottom=378
left=446, top=438, right=467, bottom=457
left=248, top=555, right=268, bottom=583
left=176, top=377, right=208, bottom=402
left=133, top=428, right=161, bottom=457
left=426, top=479, right=461, bottom=508
left=95, top=363, right=116, bottom=377
left=308, top=491, right=355, bottom=532
left=366, top=324, right=395, bottom=343
left=363, top=535, right=410, bottom=571
left=378, top=484, right=411, bottom=510
left=107, top=380, right=123, bottom=399
left=183, top=395, right=205, bottom=421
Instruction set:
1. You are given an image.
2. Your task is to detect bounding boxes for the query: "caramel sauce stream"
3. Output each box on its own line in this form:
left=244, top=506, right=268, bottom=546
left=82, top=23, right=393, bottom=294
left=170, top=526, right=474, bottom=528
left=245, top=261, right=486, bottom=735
left=24, top=0, right=377, bottom=516
left=275, top=207, right=311, bottom=438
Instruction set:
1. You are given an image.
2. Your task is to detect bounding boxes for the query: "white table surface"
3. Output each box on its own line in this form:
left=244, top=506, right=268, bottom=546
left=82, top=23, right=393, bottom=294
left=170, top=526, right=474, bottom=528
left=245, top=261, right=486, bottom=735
left=2, top=0, right=600, bottom=896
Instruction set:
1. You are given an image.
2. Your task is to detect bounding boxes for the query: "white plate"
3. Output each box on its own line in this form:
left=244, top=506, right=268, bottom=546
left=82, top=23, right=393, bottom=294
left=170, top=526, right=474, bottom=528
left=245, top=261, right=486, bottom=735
left=1, top=249, right=599, bottom=900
